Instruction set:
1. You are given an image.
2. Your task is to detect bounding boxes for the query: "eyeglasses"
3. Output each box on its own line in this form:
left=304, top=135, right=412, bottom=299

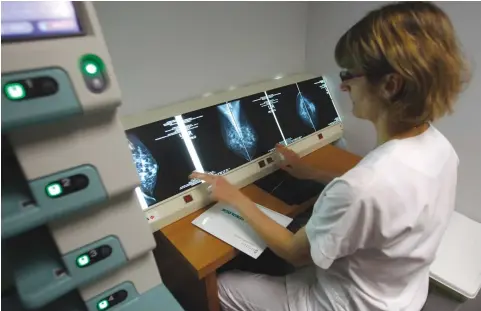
left=339, top=70, right=365, bottom=82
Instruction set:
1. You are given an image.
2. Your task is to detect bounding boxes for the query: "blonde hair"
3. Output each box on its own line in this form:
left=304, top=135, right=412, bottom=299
left=335, top=1, right=470, bottom=134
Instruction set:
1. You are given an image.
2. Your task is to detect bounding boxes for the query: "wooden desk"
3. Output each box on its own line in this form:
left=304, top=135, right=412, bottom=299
left=152, top=145, right=361, bottom=311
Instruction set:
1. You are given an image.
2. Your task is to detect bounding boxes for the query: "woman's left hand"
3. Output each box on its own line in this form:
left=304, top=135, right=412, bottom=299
left=189, top=171, right=251, bottom=207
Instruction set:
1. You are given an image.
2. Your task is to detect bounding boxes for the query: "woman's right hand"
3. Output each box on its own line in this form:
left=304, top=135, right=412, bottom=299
left=275, top=144, right=316, bottom=180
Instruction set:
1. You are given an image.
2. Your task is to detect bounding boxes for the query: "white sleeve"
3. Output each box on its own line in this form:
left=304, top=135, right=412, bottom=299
left=306, top=179, right=373, bottom=269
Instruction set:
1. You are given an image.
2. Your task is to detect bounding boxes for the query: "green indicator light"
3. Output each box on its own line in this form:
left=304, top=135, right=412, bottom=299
left=76, top=254, right=90, bottom=268
left=79, top=54, right=105, bottom=76
left=46, top=183, right=63, bottom=198
left=4, top=83, right=26, bottom=100
left=83, top=61, right=99, bottom=75
left=97, top=299, right=109, bottom=310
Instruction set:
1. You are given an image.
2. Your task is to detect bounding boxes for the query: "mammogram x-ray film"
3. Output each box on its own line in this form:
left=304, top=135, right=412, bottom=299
left=217, top=100, right=258, bottom=161
left=296, top=92, right=319, bottom=129
left=181, top=105, right=250, bottom=176
left=265, top=84, right=318, bottom=144
left=126, top=119, right=196, bottom=206
left=127, top=133, right=158, bottom=205
left=296, top=77, right=340, bottom=130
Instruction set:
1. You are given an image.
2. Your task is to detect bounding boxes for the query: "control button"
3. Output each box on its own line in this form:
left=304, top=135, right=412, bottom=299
left=46, top=183, right=63, bottom=197
left=80, top=54, right=108, bottom=93
left=183, top=195, right=193, bottom=203
left=4, top=82, right=26, bottom=100
left=83, top=62, right=100, bottom=76
left=91, top=77, right=105, bottom=90
left=97, top=299, right=109, bottom=310
left=76, top=255, right=90, bottom=267
left=74, top=174, right=89, bottom=188
left=258, top=160, right=266, bottom=168
left=5, top=77, right=58, bottom=101
left=266, top=157, right=274, bottom=164
left=81, top=55, right=103, bottom=76
left=116, top=290, right=128, bottom=301
left=100, top=245, right=112, bottom=257
left=46, top=174, right=89, bottom=199
left=97, top=289, right=128, bottom=311
left=318, top=133, right=324, bottom=140
left=76, top=245, right=112, bottom=268
left=38, top=77, right=58, bottom=95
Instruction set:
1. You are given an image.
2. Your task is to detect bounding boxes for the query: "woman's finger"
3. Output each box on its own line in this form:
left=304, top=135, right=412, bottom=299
left=189, top=171, right=216, bottom=184
left=275, top=144, right=290, bottom=154
left=275, top=144, right=297, bottom=158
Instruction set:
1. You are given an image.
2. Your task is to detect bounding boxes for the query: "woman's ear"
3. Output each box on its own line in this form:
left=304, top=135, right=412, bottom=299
left=381, top=73, right=403, bottom=100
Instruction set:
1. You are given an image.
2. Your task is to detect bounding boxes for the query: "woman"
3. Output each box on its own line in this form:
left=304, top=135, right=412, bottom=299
left=191, top=2, right=470, bottom=310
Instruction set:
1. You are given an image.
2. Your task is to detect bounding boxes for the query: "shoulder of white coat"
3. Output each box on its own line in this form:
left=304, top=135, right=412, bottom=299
left=337, top=144, right=397, bottom=199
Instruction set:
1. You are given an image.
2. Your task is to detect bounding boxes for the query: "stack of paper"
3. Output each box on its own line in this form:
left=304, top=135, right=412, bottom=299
left=192, top=202, right=293, bottom=258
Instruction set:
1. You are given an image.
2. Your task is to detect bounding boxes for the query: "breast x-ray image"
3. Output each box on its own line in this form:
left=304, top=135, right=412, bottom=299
left=181, top=105, right=250, bottom=176
left=265, top=84, right=318, bottom=144
left=297, top=77, right=340, bottom=130
left=296, top=92, right=319, bottom=130
left=127, top=134, right=158, bottom=205
left=217, top=100, right=258, bottom=162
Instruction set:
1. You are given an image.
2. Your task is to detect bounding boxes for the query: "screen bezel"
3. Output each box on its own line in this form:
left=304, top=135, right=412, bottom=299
left=1, top=1, right=85, bottom=43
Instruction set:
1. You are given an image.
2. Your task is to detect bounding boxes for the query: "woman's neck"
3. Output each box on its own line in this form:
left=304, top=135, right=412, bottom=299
left=375, top=116, right=430, bottom=145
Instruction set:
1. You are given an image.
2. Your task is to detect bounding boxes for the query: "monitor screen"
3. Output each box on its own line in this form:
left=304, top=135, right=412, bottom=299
left=1, top=1, right=82, bottom=41
left=126, top=76, right=340, bottom=207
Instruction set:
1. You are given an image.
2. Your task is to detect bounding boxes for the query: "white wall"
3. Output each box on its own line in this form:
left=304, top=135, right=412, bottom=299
left=93, top=1, right=308, bottom=116
left=306, top=1, right=481, bottom=222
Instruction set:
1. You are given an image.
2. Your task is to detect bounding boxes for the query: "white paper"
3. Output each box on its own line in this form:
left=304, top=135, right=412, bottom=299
left=192, top=202, right=293, bottom=259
